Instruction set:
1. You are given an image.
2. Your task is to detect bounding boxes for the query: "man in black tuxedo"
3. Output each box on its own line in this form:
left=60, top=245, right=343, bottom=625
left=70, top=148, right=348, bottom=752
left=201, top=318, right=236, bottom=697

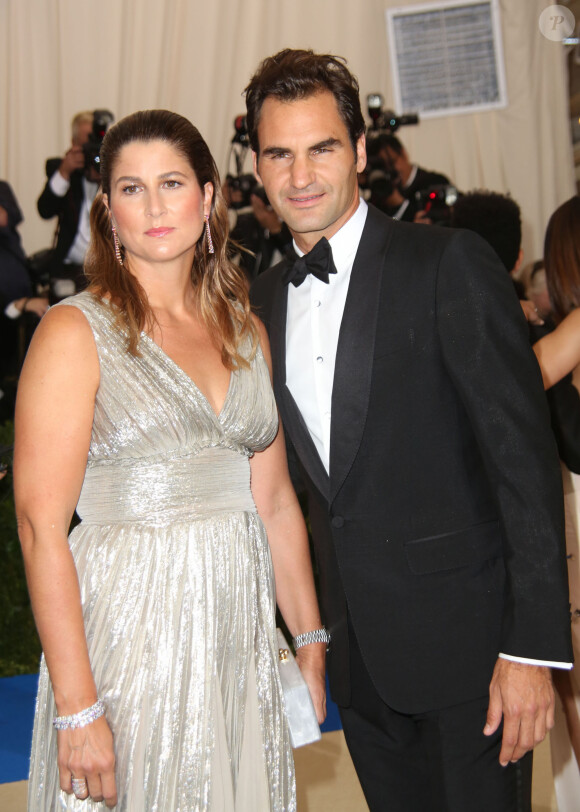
left=246, top=49, right=573, bottom=811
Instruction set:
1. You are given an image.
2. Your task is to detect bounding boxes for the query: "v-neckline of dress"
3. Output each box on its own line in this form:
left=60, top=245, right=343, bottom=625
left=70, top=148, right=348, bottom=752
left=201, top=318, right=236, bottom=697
left=141, top=332, right=234, bottom=421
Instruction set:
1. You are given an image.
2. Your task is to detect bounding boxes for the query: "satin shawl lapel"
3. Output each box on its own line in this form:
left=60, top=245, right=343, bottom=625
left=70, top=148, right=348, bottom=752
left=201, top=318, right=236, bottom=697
left=329, top=207, right=395, bottom=504
left=270, top=262, right=331, bottom=502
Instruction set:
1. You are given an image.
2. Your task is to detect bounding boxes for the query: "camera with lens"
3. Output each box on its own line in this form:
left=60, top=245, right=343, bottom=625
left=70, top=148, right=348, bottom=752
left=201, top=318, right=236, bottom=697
left=415, top=185, right=458, bottom=225
left=226, top=115, right=270, bottom=209
left=83, top=109, right=114, bottom=174
left=225, top=173, right=259, bottom=209
left=366, top=93, right=419, bottom=133
left=360, top=155, right=399, bottom=200
left=359, top=133, right=402, bottom=205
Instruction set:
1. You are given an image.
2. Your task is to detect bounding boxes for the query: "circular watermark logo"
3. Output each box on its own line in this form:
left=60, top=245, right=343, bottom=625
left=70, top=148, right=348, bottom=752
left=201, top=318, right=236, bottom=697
left=539, top=5, right=575, bottom=42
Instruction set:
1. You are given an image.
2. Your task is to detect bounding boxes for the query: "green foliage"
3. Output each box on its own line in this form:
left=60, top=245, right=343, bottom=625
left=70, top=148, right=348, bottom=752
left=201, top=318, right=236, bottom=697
left=0, top=421, right=41, bottom=676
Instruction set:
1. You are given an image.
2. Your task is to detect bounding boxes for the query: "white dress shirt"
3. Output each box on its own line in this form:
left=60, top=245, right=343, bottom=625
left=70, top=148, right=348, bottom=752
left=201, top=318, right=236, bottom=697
left=284, top=197, right=570, bottom=670
left=286, top=198, right=368, bottom=473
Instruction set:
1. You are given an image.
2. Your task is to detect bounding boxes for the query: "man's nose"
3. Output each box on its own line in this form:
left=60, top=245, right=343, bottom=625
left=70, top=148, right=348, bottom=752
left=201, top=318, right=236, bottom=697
left=289, top=155, right=315, bottom=189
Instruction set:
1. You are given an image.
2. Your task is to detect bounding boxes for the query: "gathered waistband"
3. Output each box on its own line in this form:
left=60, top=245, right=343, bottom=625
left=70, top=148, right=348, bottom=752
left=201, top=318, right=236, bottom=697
left=76, top=446, right=255, bottom=525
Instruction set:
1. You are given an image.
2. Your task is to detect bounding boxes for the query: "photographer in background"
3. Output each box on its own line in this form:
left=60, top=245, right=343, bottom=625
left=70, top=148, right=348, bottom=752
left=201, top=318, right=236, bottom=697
left=224, top=115, right=292, bottom=281
left=0, top=181, right=48, bottom=418
left=37, top=110, right=112, bottom=302
left=362, top=133, right=456, bottom=225
left=224, top=173, right=292, bottom=281
left=377, top=132, right=451, bottom=202
left=360, top=135, right=418, bottom=222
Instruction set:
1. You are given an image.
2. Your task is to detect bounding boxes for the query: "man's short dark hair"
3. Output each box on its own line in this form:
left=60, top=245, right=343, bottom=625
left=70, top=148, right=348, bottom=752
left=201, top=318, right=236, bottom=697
left=372, top=133, right=404, bottom=156
left=451, top=190, right=522, bottom=273
left=244, top=48, right=366, bottom=155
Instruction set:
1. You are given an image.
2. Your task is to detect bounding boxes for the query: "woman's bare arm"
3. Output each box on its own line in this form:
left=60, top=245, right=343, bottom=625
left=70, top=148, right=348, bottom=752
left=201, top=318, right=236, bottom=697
left=249, top=319, right=326, bottom=722
left=14, top=304, right=117, bottom=807
left=533, top=309, right=580, bottom=389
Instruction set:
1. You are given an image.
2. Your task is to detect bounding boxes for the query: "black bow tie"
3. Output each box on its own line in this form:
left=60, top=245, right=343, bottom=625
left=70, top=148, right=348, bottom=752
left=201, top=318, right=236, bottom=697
left=282, top=237, right=337, bottom=287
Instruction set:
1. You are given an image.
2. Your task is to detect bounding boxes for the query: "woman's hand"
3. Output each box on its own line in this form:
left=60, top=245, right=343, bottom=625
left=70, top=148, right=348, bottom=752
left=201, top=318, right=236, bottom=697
left=58, top=715, right=117, bottom=807
left=296, top=643, right=327, bottom=725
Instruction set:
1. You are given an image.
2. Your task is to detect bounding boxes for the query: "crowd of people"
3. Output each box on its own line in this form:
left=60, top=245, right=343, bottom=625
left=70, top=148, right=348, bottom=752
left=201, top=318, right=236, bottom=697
left=1, top=47, right=578, bottom=811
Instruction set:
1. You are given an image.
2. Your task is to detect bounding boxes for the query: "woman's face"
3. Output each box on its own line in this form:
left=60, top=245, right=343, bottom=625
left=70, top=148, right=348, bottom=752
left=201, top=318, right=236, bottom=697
left=106, top=139, right=213, bottom=267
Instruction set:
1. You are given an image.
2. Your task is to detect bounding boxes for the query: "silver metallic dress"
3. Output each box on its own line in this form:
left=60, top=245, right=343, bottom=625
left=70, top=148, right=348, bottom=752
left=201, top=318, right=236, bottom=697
left=27, top=291, right=295, bottom=811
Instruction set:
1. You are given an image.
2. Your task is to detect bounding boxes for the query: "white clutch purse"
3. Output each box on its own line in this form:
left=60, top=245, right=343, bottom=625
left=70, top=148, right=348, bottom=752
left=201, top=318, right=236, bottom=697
left=276, top=628, right=322, bottom=748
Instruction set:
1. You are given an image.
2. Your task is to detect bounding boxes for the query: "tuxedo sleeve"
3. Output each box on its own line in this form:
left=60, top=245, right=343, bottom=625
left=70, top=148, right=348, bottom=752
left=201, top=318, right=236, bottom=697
left=37, top=158, right=69, bottom=220
left=435, top=229, right=572, bottom=664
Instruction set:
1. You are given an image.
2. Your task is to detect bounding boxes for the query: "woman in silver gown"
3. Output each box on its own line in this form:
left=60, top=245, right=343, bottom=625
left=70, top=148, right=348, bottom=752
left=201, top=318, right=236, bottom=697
left=14, top=110, right=326, bottom=811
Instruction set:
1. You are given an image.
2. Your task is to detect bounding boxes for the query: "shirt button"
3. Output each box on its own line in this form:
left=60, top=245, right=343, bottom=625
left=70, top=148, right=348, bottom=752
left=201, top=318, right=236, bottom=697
left=316, top=356, right=323, bottom=363
left=314, top=299, right=321, bottom=308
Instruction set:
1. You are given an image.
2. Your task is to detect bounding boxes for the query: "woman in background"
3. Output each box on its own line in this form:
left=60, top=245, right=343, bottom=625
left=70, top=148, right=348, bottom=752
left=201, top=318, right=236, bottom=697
left=14, top=110, right=326, bottom=811
left=532, top=195, right=580, bottom=812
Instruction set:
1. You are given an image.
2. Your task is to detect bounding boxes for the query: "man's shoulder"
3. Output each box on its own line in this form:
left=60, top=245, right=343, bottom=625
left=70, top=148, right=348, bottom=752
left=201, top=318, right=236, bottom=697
left=251, top=256, right=288, bottom=295
left=250, top=256, right=289, bottom=324
left=364, top=203, right=455, bottom=251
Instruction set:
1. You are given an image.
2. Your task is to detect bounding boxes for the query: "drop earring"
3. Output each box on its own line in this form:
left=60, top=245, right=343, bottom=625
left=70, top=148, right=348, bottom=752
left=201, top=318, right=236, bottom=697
left=112, top=223, right=123, bottom=267
left=205, top=215, right=214, bottom=254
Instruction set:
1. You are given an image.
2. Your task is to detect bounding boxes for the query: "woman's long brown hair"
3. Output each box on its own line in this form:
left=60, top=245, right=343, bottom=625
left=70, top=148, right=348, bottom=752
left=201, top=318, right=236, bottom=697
left=85, top=109, right=257, bottom=368
left=544, top=195, right=580, bottom=324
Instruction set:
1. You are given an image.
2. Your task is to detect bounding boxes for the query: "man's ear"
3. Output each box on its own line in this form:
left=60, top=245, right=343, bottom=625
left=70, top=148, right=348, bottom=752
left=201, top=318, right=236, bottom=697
left=252, top=151, right=262, bottom=185
left=355, top=134, right=367, bottom=173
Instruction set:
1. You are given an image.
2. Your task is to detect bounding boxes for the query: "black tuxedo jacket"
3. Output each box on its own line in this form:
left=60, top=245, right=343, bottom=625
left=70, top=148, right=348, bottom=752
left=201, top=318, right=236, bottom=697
left=250, top=205, right=572, bottom=714
left=37, top=158, right=85, bottom=265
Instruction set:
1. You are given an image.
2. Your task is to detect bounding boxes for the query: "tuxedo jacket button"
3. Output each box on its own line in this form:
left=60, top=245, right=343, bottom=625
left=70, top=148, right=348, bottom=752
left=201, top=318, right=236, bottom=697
left=331, top=515, right=344, bottom=528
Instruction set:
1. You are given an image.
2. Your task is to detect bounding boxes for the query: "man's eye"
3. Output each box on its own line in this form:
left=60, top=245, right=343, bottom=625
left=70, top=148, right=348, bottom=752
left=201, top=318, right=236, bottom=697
left=164, top=180, right=181, bottom=188
left=122, top=185, right=139, bottom=194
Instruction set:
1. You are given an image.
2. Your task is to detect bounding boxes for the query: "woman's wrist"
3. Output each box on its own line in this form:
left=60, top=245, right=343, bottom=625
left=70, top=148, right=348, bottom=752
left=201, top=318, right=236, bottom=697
left=53, top=698, right=105, bottom=730
left=293, top=626, right=331, bottom=650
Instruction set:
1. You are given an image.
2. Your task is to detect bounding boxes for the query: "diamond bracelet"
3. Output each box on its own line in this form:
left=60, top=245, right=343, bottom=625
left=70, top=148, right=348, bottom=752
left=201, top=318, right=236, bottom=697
left=293, top=627, right=331, bottom=649
left=53, top=699, right=105, bottom=730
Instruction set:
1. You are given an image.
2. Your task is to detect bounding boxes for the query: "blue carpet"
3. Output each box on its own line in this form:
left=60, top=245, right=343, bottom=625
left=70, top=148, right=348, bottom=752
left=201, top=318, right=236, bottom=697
left=320, top=674, right=342, bottom=734
left=0, top=673, right=38, bottom=784
left=0, top=672, right=341, bottom=785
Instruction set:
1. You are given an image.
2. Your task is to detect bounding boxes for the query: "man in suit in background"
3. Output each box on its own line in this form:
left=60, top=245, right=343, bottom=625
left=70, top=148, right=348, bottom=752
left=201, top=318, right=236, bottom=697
left=246, top=49, right=573, bottom=811
left=376, top=131, right=451, bottom=201
left=37, top=111, right=99, bottom=301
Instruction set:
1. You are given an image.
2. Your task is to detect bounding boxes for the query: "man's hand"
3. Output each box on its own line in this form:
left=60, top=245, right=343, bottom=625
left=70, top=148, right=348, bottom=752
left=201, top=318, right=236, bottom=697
left=484, top=659, right=554, bottom=766
left=413, top=209, right=433, bottom=225
left=59, top=145, right=85, bottom=181
left=520, top=298, right=544, bottom=325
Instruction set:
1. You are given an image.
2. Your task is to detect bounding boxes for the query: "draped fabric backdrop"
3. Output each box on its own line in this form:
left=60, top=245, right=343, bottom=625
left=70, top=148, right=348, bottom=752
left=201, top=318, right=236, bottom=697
left=0, top=0, right=575, bottom=263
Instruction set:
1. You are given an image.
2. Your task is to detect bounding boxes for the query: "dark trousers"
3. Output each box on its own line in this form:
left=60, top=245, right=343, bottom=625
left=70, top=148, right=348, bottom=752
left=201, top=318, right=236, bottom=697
left=339, top=631, right=533, bottom=812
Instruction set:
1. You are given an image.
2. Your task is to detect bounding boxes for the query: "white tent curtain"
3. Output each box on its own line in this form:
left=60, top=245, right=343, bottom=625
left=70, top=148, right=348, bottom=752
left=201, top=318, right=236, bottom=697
left=0, top=0, right=575, bottom=262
